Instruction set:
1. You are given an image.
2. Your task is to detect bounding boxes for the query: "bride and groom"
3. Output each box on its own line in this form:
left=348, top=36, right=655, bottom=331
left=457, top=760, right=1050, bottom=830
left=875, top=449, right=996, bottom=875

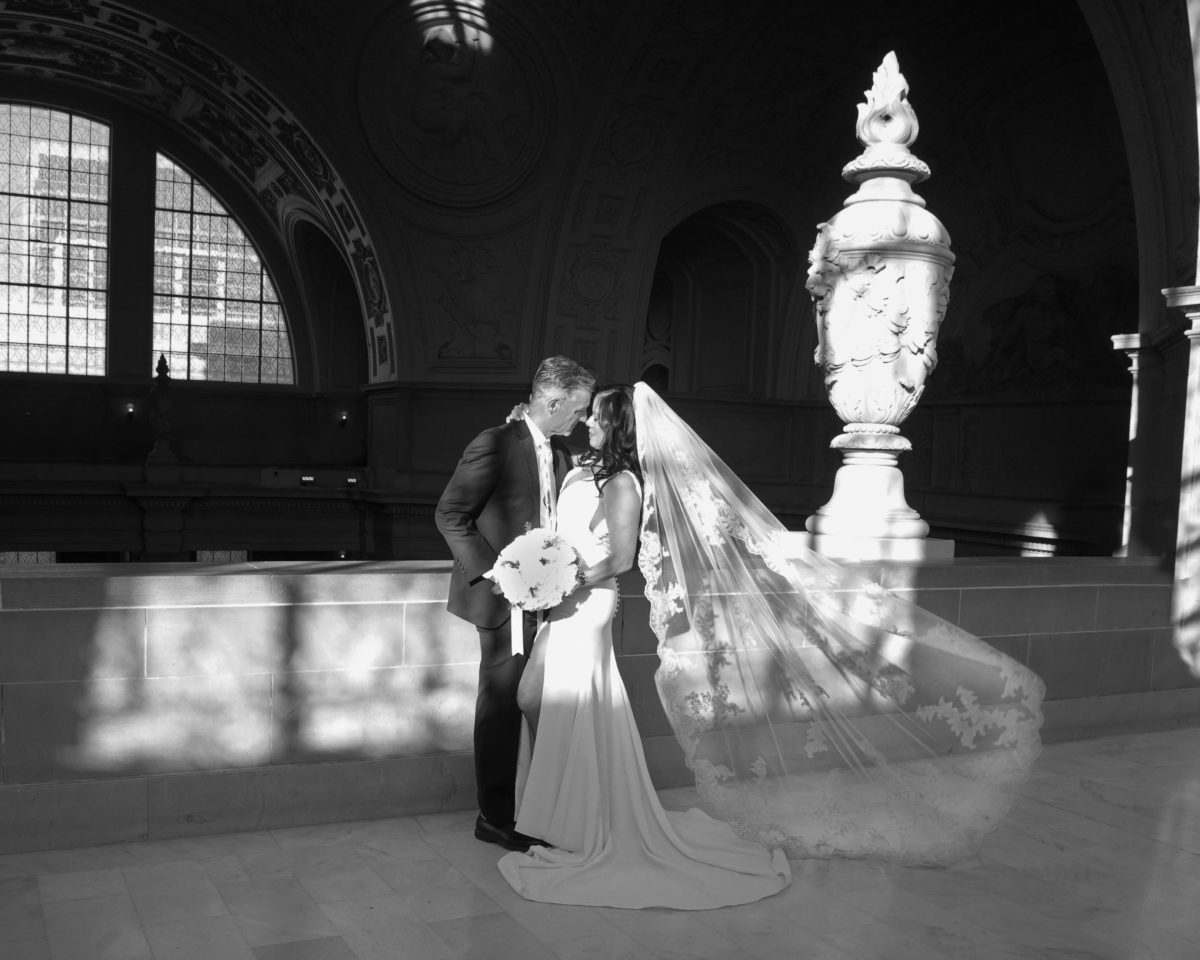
left=436, top=356, right=1044, bottom=910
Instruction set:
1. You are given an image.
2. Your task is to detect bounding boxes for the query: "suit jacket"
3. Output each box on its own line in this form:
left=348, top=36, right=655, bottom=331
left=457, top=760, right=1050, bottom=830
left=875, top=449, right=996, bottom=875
left=435, top=418, right=574, bottom=628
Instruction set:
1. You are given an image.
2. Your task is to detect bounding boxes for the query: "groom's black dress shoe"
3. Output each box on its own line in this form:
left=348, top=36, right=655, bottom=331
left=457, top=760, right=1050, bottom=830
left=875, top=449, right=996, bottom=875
left=474, top=814, right=547, bottom=852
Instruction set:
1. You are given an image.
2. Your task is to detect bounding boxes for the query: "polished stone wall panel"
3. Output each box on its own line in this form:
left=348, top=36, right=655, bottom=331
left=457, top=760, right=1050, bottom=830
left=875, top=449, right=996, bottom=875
left=0, top=608, right=139, bottom=683
left=958, top=584, right=1100, bottom=636
left=0, top=559, right=1192, bottom=853
left=144, top=754, right=474, bottom=841
left=272, top=663, right=475, bottom=764
left=402, top=602, right=481, bottom=666
left=0, top=780, right=148, bottom=853
left=1026, top=630, right=1156, bottom=700
left=145, top=605, right=281, bottom=678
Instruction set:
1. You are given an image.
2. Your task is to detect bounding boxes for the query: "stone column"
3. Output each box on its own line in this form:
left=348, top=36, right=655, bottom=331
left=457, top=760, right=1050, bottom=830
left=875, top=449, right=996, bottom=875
left=1163, top=285, right=1200, bottom=678
left=1111, top=332, right=1165, bottom=557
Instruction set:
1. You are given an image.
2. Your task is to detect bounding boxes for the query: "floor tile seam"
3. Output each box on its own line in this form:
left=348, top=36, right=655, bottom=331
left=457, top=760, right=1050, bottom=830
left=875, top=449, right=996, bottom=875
left=36, top=879, right=133, bottom=910
left=1018, top=808, right=1177, bottom=851
left=293, top=858, right=395, bottom=903
left=422, top=911, right=512, bottom=959
left=119, top=862, right=233, bottom=931
left=961, top=866, right=1127, bottom=920
left=271, top=824, right=445, bottom=850
left=5, top=880, right=51, bottom=948
left=841, top=881, right=1015, bottom=939
left=351, top=844, right=453, bottom=872
left=0, top=598, right=415, bottom=613
left=824, top=921, right=961, bottom=959
left=1024, top=795, right=1184, bottom=844
left=137, top=910, right=255, bottom=952
left=505, top=899, right=626, bottom=947
left=40, top=890, right=154, bottom=952
left=601, top=916, right=745, bottom=958
left=538, top=929, right=638, bottom=956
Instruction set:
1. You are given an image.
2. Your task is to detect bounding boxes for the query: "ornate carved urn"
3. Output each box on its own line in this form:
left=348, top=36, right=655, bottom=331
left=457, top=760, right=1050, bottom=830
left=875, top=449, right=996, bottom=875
left=805, top=52, right=954, bottom=541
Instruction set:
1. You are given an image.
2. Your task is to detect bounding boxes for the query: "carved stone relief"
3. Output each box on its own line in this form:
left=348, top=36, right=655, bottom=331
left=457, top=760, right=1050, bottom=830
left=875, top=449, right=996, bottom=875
left=357, top=3, right=549, bottom=208
left=416, top=222, right=535, bottom=367
left=185, top=101, right=268, bottom=178
left=590, top=100, right=671, bottom=181
left=557, top=240, right=631, bottom=328
left=930, top=270, right=1134, bottom=400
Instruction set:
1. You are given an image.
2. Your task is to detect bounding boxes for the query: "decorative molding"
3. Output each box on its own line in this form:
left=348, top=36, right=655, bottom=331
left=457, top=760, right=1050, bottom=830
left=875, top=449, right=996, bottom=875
left=557, top=239, right=630, bottom=328
left=356, top=1, right=551, bottom=209
left=590, top=99, right=671, bottom=181
left=0, top=1, right=397, bottom=381
left=415, top=220, right=536, bottom=368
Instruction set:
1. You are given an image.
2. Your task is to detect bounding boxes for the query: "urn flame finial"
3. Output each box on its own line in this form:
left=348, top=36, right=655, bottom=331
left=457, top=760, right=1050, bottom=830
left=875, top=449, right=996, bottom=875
left=855, top=51, right=918, bottom=149
left=842, top=51, right=930, bottom=185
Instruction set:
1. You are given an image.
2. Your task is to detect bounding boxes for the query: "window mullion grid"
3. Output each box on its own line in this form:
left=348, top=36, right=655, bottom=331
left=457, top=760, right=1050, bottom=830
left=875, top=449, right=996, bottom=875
left=65, top=112, right=73, bottom=371
left=187, top=176, right=195, bottom=378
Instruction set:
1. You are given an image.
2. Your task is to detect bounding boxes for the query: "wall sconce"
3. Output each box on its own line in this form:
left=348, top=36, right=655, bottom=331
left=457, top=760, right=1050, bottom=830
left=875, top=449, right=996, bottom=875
left=338, top=410, right=349, bottom=428
left=124, top=401, right=135, bottom=421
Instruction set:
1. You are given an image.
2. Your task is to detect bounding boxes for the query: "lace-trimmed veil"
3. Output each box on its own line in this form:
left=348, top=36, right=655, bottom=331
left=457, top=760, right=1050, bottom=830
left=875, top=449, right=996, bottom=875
left=632, top=382, right=1044, bottom=865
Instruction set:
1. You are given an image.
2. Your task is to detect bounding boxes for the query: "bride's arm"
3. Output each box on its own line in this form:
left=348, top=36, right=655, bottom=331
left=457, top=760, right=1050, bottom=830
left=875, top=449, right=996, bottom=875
left=578, top=472, right=641, bottom=586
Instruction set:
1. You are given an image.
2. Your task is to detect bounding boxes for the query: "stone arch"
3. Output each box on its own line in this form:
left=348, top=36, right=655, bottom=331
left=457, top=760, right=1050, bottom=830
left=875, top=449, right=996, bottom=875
left=0, top=1, right=397, bottom=383
left=290, top=219, right=369, bottom=392
left=642, top=201, right=802, bottom=399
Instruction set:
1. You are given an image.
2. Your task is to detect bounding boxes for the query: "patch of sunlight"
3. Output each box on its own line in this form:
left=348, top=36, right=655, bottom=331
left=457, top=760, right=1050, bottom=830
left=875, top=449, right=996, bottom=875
left=297, top=663, right=475, bottom=757
left=69, top=573, right=478, bottom=774
left=1172, top=565, right=1200, bottom=678
left=1020, top=510, right=1059, bottom=557
left=412, top=0, right=492, bottom=53
left=70, top=672, right=271, bottom=772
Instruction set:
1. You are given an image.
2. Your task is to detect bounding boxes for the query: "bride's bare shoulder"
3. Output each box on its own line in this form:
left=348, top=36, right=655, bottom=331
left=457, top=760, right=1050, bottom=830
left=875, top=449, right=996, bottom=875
left=600, top=470, right=640, bottom=499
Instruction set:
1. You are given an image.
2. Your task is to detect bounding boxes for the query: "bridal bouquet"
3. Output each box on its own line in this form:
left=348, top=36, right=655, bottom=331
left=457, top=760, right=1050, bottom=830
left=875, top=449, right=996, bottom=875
left=486, top=527, right=584, bottom=611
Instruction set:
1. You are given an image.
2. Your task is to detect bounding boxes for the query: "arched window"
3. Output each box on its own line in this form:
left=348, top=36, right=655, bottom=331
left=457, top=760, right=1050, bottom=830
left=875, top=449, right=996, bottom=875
left=153, top=155, right=293, bottom=384
left=0, top=104, right=109, bottom=375
left=0, top=103, right=296, bottom=385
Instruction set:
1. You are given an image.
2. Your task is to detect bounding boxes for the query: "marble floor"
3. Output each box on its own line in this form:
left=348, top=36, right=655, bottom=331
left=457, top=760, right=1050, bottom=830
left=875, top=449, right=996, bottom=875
left=2, top=727, right=1199, bottom=960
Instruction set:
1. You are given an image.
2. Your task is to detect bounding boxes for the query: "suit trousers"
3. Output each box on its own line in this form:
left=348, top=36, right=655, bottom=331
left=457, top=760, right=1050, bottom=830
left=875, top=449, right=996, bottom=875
left=475, top=610, right=537, bottom=827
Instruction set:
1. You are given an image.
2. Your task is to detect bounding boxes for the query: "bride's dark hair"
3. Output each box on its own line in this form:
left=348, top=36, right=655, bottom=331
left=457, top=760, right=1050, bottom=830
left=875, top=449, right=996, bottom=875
left=579, top=383, right=641, bottom=486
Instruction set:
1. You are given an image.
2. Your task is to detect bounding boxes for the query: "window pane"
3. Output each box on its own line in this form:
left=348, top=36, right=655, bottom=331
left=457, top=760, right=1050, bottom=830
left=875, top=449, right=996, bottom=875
left=0, top=105, right=109, bottom=375
left=151, top=154, right=293, bottom=384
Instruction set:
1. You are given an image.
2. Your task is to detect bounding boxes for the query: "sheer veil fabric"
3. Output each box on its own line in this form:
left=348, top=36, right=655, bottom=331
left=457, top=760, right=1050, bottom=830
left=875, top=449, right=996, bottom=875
left=632, top=382, right=1045, bottom=866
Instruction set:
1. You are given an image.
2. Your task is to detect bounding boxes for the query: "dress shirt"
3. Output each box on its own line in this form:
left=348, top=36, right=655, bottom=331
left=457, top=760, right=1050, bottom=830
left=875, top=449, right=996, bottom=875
left=525, top=415, right=556, bottom=528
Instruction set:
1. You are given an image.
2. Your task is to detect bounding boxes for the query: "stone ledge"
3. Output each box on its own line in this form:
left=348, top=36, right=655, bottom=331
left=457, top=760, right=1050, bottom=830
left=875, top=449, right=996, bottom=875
left=0, top=752, right=476, bottom=855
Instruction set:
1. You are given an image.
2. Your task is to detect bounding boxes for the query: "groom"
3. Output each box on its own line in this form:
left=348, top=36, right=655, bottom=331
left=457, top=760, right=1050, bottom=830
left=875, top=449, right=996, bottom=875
left=435, top=356, right=595, bottom=851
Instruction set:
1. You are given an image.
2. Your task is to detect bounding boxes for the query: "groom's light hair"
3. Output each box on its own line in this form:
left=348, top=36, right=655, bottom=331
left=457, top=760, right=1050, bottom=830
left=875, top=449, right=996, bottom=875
left=531, top=356, right=596, bottom=398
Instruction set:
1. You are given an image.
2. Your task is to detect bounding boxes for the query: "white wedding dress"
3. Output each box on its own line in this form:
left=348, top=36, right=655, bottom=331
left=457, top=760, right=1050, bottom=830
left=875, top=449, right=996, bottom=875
left=497, top=467, right=791, bottom=909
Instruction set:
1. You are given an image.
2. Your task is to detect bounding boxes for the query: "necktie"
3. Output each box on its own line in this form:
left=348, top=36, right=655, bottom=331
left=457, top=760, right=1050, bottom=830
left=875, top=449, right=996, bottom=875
left=537, top=439, right=556, bottom=528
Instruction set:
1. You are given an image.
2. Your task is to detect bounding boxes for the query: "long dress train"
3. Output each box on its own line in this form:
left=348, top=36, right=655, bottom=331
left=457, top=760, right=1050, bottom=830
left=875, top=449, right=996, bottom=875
left=497, top=468, right=791, bottom=909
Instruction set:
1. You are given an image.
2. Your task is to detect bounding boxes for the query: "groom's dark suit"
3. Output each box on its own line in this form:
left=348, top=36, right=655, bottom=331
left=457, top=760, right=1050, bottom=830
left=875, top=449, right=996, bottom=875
left=435, top=418, right=572, bottom=829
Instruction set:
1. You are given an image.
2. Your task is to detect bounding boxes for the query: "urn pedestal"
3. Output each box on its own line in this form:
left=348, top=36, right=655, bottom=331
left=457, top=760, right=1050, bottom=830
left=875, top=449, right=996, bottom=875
left=803, top=52, right=955, bottom=560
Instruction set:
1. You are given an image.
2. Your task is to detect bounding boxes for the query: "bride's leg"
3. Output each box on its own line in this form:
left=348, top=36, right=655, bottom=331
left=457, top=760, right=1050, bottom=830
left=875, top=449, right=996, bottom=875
left=517, top=623, right=548, bottom=739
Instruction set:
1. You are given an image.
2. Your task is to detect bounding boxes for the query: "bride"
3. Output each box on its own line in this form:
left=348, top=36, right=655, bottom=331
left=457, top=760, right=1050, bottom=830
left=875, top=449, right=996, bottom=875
left=497, top=382, right=1044, bottom=909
